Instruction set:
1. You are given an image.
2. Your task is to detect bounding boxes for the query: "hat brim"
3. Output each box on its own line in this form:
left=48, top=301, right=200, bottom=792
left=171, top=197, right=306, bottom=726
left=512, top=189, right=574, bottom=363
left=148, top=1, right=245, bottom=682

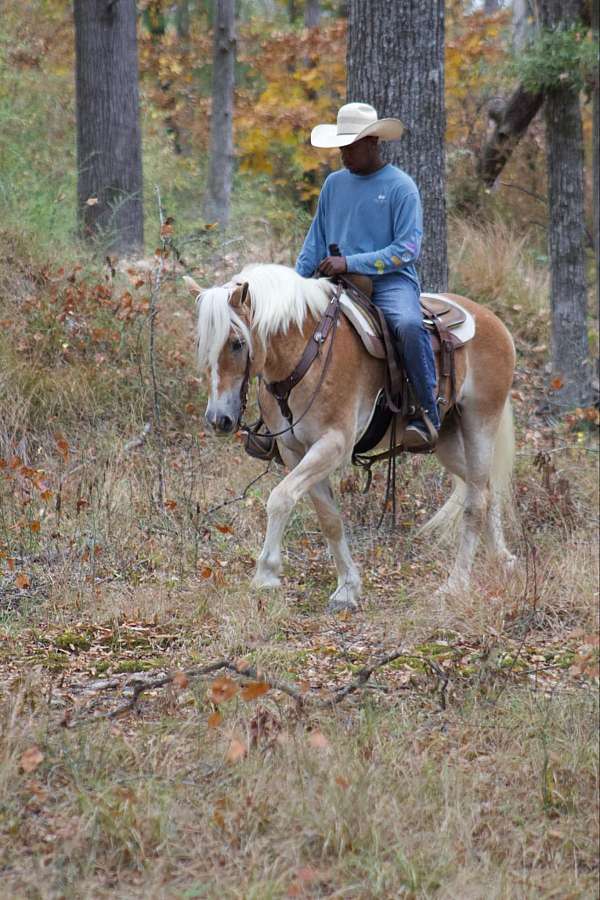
left=311, top=117, right=404, bottom=149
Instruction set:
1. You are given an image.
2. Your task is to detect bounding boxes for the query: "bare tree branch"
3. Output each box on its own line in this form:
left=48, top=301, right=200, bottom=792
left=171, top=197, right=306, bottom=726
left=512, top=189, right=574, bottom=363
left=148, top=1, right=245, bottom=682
left=69, top=650, right=451, bottom=726
left=478, top=84, right=544, bottom=187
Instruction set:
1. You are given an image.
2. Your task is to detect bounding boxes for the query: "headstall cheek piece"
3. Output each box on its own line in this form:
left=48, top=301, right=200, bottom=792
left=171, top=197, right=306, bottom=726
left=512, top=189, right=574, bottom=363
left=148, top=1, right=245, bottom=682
left=235, top=283, right=343, bottom=444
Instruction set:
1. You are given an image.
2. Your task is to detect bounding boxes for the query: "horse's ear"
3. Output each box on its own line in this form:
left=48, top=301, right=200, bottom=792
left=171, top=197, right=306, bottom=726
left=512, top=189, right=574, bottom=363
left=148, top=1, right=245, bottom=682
left=231, top=281, right=250, bottom=308
left=183, top=275, right=202, bottom=297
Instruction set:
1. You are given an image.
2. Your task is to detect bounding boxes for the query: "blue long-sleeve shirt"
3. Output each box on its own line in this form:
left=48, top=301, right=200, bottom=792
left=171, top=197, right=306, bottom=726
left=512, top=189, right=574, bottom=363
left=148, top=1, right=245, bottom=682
left=295, top=163, right=422, bottom=289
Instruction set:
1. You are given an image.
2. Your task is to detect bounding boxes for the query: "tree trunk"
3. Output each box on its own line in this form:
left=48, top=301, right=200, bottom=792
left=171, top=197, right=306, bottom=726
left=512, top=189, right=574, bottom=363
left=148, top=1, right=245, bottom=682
left=540, top=0, right=591, bottom=408
left=176, top=0, right=190, bottom=39
left=204, top=0, right=236, bottom=227
left=512, top=0, right=537, bottom=51
left=484, top=0, right=502, bottom=12
left=347, top=0, right=447, bottom=291
left=304, top=0, right=321, bottom=28
left=73, top=0, right=143, bottom=255
left=593, top=0, right=599, bottom=319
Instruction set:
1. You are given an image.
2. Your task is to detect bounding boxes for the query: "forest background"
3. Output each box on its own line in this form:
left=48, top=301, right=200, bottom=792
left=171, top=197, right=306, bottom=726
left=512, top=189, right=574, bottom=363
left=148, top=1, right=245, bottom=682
left=0, top=2, right=598, bottom=898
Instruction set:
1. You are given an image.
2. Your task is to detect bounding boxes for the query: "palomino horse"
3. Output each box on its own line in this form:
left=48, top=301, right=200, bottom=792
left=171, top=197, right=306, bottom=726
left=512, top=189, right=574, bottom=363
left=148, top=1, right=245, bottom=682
left=185, top=264, right=516, bottom=612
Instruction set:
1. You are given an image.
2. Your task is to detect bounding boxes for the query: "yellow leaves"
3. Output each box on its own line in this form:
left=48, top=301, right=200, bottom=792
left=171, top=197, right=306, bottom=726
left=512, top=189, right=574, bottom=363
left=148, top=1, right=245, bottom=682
left=234, top=20, right=346, bottom=198
left=445, top=9, right=510, bottom=147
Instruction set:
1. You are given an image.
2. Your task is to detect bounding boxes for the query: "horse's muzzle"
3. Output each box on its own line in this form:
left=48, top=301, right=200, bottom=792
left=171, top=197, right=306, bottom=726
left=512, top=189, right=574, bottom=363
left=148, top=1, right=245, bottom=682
left=206, top=410, right=238, bottom=434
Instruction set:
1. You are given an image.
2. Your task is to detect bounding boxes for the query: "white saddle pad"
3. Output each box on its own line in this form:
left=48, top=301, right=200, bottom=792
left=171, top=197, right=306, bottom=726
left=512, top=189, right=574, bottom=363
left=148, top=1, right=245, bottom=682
left=339, top=291, right=476, bottom=346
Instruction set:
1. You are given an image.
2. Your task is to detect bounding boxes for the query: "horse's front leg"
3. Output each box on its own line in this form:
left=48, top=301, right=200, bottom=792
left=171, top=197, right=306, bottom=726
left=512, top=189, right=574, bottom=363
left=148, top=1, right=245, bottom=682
left=252, top=431, right=347, bottom=592
left=308, top=478, right=361, bottom=612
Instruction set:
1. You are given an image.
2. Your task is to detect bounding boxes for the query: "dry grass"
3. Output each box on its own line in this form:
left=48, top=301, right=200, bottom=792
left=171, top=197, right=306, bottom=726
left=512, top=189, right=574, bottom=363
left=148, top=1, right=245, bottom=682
left=0, top=221, right=598, bottom=899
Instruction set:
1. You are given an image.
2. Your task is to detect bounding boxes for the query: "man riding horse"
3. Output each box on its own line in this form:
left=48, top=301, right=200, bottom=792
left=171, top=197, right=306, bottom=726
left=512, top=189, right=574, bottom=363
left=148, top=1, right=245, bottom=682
left=295, top=102, right=440, bottom=450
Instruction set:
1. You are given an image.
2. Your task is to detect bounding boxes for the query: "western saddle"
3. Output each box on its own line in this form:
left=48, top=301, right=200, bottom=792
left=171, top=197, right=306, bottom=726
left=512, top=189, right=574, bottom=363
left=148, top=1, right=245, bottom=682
left=242, top=273, right=471, bottom=466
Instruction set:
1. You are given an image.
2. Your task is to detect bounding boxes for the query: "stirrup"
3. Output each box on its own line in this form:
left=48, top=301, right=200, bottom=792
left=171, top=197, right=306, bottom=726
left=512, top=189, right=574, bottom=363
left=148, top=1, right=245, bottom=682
left=403, top=411, right=438, bottom=453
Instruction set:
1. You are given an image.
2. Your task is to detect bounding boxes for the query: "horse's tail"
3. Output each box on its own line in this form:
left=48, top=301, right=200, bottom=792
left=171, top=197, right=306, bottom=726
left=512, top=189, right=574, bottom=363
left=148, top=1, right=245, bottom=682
left=419, top=399, right=515, bottom=540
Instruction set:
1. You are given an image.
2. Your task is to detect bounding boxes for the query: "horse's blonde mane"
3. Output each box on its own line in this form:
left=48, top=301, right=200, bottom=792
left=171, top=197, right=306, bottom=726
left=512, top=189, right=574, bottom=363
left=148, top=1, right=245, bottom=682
left=196, top=264, right=332, bottom=368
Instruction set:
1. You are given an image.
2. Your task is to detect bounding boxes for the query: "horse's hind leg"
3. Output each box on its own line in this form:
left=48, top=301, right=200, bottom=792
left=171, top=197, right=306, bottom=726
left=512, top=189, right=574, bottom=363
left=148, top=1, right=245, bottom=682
left=434, top=415, right=492, bottom=593
left=309, top=478, right=361, bottom=612
left=438, top=410, right=513, bottom=593
left=252, top=431, right=348, bottom=593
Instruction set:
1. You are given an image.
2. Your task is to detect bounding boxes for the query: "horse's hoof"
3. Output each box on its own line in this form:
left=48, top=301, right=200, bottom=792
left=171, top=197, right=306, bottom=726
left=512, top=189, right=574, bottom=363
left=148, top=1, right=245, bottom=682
left=435, top=579, right=464, bottom=599
left=251, top=572, right=281, bottom=590
left=326, top=584, right=360, bottom=614
left=326, top=598, right=359, bottom=614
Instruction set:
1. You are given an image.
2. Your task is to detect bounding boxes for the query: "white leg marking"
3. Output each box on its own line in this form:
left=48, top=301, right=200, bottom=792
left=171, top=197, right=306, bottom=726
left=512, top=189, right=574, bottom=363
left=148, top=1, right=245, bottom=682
left=252, top=431, right=348, bottom=592
left=441, top=418, right=494, bottom=594
left=309, top=479, right=361, bottom=613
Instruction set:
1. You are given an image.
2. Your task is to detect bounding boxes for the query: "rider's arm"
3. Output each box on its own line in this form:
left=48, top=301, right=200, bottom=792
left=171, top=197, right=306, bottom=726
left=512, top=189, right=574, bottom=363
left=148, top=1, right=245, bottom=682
left=344, top=189, right=422, bottom=276
left=295, top=185, right=329, bottom=278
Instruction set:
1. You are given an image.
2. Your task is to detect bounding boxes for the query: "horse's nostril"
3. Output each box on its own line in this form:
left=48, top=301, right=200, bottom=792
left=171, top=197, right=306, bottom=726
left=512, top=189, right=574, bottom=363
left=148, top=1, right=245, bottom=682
left=218, top=414, right=233, bottom=432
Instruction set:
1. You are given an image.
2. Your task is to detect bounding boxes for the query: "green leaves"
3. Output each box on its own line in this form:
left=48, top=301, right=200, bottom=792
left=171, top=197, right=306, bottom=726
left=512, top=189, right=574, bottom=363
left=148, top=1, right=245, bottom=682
left=515, top=23, right=598, bottom=94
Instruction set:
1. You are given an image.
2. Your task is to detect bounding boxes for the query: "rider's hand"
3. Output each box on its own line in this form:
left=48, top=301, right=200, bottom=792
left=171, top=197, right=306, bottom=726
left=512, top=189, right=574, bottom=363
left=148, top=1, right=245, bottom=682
left=317, top=255, right=347, bottom=277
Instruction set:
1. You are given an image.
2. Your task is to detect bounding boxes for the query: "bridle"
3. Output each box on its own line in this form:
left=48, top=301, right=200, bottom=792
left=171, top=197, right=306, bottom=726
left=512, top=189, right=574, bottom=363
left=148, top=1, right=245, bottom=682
left=216, top=279, right=343, bottom=440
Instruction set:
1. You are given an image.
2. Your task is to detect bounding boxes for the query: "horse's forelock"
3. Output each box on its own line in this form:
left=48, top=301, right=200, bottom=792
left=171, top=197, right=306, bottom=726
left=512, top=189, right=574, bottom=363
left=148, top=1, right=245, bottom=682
left=196, top=285, right=252, bottom=369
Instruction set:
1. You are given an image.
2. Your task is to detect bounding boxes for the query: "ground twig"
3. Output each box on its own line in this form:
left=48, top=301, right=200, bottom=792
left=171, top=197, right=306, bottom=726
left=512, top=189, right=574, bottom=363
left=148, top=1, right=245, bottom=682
left=326, top=651, right=449, bottom=709
left=71, top=649, right=450, bottom=726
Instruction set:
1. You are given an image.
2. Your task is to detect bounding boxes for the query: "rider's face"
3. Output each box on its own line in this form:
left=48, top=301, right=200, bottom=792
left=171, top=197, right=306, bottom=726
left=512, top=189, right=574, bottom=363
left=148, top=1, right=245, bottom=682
left=340, top=137, right=379, bottom=174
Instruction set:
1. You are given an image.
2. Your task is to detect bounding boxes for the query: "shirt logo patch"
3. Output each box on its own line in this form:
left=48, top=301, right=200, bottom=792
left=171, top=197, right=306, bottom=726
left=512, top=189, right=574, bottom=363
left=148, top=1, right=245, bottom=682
left=375, top=193, right=386, bottom=203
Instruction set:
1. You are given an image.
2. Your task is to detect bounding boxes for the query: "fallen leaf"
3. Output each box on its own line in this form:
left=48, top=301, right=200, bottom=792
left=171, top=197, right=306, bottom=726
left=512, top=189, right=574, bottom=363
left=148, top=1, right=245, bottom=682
left=241, top=681, right=270, bottom=701
left=209, top=676, right=239, bottom=704
left=225, top=738, right=246, bottom=763
left=85, top=197, right=98, bottom=206
left=15, top=573, right=30, bottom=589
left=307, top=730, right=331, bottom=751
left=172, top=671, right=189, bottom=690
left=20, top=746, right=44, bottom=774
left=207, top=710, right=222, bottom=728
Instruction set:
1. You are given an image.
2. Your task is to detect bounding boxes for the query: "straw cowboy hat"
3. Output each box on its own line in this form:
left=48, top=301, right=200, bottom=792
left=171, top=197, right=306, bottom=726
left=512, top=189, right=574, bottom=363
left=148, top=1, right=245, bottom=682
left=311, top=102, right=404, bottom=149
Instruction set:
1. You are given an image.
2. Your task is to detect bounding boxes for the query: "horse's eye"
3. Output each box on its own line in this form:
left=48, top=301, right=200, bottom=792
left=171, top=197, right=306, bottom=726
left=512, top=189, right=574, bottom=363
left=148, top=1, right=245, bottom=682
left=230, top=337, right=244, bottom=352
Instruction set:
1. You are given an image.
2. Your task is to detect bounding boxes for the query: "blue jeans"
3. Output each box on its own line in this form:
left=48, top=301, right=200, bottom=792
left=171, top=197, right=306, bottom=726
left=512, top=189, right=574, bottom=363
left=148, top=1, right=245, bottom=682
left=372, top=276, right=440, bottom=430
